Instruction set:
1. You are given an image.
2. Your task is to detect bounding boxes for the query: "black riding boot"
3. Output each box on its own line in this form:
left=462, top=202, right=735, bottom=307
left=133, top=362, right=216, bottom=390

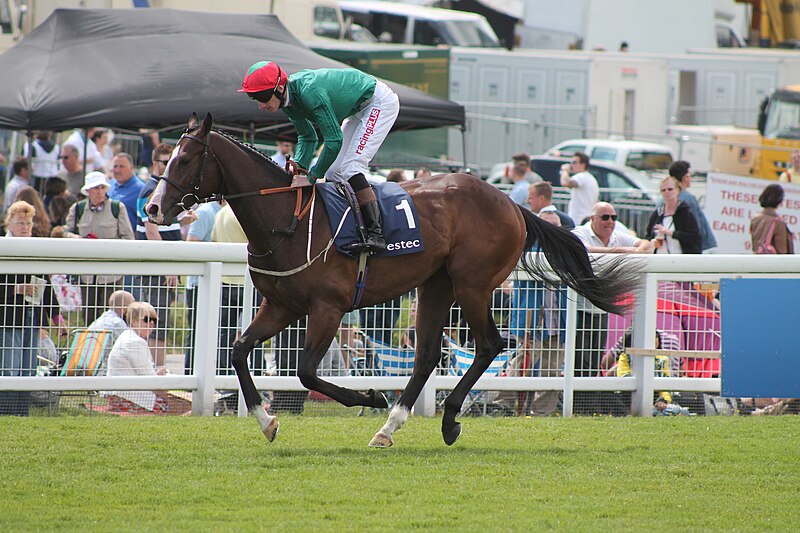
left=361, top=200, right=387, bottom=252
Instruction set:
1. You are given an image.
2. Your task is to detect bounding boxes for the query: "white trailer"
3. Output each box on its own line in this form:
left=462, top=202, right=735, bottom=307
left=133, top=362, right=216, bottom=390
left=447, top=48, right=669, bottom=173
left=662, top=49, right=800, bottom=128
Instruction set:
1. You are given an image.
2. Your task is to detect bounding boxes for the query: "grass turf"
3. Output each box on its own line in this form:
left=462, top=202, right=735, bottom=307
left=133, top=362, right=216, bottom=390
left=1, top=415, right=797, bottom=531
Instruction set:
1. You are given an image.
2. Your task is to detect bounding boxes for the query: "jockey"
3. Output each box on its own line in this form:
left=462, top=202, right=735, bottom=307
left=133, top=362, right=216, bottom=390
left=239, top=61, right=400, bottom=253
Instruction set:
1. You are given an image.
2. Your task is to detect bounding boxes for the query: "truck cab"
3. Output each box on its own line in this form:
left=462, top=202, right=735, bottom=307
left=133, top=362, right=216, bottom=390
left=757, top=86, right=800, bottom=179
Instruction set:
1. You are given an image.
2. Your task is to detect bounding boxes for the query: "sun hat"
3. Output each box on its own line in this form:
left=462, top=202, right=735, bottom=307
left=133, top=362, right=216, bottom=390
left=81, top=171, right=110, bottom=194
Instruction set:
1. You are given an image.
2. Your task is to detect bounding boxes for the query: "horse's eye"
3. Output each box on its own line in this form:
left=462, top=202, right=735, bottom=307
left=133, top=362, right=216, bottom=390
left=178, top=157, right=190, bottom=167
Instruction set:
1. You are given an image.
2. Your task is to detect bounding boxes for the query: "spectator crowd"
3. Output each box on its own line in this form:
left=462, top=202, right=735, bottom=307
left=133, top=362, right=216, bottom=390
left=0, top=132, right=796, bottom=417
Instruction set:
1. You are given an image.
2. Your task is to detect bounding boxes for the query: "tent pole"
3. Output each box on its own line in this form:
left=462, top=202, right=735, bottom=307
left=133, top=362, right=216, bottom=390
left=460, top=124, right=467, bottom=171
left=82, top=128, right=89, bottom=178
left=26, top=130, right=33, bottom=193
left=249, top=121, right=256, bottom=144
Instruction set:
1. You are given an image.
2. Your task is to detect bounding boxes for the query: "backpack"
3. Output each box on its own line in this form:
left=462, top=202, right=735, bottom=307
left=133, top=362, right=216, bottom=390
left=755, top=217, right=779, bottom=255
left=72, top=199, right=121, bottom=234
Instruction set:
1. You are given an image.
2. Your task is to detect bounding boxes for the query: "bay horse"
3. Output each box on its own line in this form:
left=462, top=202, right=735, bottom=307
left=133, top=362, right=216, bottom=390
left=147, top=114, right=638, bottom=447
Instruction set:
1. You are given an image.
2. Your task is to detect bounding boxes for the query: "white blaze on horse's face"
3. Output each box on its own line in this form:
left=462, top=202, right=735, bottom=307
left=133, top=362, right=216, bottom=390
left=147, top=180, right=168, bottom=224
left=145, top=145, right=181, bottom=224
left=164, top=144, right=180, bottom=179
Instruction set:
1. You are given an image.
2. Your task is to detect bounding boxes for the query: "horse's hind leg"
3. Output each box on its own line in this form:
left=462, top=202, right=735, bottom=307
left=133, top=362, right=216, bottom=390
left=231, top=302, right=301, bottom=442
left=441, top=289, right=505, bottom=446
left=370, top=269, right=455, bottom=448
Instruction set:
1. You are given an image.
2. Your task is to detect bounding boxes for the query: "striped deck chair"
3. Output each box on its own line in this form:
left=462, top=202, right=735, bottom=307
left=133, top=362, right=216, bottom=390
left=60, top=329, right=114, bottom=377
left=362, top=337, right=415, bottom=414
left=446, top=337, right=513, bottom=416
left=369, top=337, right=415, bottom=377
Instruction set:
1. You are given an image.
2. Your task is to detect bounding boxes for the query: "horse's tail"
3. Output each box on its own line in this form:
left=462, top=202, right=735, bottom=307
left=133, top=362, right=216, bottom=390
left=517, top=206, right=640, bottom=316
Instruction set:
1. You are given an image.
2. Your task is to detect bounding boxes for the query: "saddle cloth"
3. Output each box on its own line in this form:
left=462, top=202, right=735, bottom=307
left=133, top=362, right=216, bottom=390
left=316, top=181, right=424, bottom=259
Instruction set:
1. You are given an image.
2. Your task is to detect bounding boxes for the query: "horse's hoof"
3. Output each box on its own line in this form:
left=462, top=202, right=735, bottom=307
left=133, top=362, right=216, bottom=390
left=442, top=422, right=462, bottom=446
left=368, top=389, right=389, bottom=409
left=368, top=432, right=393, bottom=448
left=262, top=418, right=280, bottom=442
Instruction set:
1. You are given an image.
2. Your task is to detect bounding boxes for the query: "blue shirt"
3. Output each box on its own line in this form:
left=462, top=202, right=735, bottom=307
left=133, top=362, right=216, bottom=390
left=187, top=202, right=223, bottom=242
left=509, top=181, right=529, bottom=206
left=109, top=176, right=144, bottom=230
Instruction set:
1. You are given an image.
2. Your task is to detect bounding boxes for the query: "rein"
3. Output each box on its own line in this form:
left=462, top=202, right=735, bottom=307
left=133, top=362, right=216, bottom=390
left=163, top=131, right=316, bottom=257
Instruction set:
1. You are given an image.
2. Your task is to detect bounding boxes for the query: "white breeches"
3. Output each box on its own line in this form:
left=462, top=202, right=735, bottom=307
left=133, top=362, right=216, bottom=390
left=324, top=80, right=399, bottom=183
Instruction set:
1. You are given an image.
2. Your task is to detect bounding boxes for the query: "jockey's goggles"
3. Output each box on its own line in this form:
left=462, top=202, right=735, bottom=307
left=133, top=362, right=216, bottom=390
left=248, top=89, right=276, bottom=104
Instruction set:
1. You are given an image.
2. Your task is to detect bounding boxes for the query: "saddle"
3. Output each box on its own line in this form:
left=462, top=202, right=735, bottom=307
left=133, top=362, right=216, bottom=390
left=316, top=181, right=425, bottom=259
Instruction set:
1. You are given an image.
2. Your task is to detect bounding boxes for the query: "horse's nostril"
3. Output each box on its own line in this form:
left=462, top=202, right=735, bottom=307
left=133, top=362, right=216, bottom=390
left=147, top=204, right=159, bottom=216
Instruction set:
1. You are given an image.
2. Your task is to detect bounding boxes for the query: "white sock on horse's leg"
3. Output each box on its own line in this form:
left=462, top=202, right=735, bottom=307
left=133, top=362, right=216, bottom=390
left=253, top=404, right=275, bottom=432
left=378, top=405, right=409, bottom=437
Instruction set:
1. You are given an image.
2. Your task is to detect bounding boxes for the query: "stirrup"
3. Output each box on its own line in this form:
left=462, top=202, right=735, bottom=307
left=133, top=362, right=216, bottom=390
left=343, top=240, right=372, bottom=252
left=343, top=237, right=385, bottom=253
left=366, top=235, right=387, bottom=252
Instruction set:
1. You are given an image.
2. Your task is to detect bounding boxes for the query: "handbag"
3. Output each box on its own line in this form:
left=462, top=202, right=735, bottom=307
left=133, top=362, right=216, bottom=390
left=755, top=217, right=779, bottom=255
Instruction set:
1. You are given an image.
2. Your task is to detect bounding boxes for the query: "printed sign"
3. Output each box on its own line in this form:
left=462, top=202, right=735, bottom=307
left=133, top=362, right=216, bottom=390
left=704, top=173, right=800, bottom=253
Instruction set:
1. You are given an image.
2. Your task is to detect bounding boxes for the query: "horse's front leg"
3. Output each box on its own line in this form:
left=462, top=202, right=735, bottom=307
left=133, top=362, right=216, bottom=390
left=231, top=302, right=301, bottom=442
left=297, top=304, right=389, bottom=409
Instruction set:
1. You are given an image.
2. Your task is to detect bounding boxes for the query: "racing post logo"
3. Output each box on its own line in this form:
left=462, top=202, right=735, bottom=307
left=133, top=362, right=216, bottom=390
left=355, top=108, right=381, bottom=155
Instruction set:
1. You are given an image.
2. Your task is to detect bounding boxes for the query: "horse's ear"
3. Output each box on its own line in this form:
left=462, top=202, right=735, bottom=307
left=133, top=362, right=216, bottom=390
left=200, top=113, right=213, bottom=137
left=187, top=113, right=200, bottom=131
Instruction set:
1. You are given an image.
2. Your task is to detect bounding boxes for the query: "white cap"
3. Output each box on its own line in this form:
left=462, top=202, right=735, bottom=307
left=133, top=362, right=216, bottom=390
left=81, top=171, right=110, bottom=194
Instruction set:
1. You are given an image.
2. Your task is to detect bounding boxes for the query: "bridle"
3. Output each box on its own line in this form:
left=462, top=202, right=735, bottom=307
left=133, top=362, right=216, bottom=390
left=157, top=132, right=215, bottom=210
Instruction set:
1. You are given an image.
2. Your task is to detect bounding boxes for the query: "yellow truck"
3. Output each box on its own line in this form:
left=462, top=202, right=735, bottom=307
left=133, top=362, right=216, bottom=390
left=756, top=86, right=800, bottom=179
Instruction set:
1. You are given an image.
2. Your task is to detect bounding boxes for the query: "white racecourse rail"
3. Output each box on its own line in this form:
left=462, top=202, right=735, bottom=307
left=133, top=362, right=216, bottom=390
left=2, top=238, right=799, bottom=417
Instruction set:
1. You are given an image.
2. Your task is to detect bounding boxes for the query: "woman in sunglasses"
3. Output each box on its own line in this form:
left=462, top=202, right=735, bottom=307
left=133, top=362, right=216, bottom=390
left=239, top=61, right=400, bottom=252
left=646, top=176, right=701, bottom=254
left=106, top=302, right=170, bottom=413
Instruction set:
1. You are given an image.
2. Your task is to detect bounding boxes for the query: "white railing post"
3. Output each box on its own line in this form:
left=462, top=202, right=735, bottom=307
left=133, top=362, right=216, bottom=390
left=412, top=376, right=436, bottom=416
left=562, top=288, right=578, bottom=417
left=631, top=274, right=657, bottom=416
left=193, top=262, right=223, bottom=416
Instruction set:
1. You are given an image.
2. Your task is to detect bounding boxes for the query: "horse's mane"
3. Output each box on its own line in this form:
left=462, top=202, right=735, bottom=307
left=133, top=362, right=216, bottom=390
left=211, top=129, right=290, bottom=177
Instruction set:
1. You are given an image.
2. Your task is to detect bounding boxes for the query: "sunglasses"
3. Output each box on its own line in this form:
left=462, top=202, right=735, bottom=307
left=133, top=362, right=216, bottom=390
left=248, top=90, right=275, bottom=104
left=660, top=187, right=675, bottom=192
left=597, top=214, right=618, bottom=221
left=144, top=316, right=158, bottom=325
left=155, top=159, right=170, bottom=165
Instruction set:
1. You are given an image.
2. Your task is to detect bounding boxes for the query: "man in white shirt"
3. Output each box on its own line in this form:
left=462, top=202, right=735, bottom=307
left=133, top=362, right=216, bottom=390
left=2, top=159, right=30, bottom=214
left=560, top=151, right=599, bottom=225
left=64, top=128, right=105, bottom=173
left=573, top=202, right=653, bottom=254
left=571, top=202, right=652, bottom=378
left=271, top=141, right=294, bottom=169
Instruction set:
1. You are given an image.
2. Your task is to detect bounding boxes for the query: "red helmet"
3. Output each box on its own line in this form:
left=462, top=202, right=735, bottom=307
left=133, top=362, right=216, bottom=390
left=238, top=61, right=287, bottom=93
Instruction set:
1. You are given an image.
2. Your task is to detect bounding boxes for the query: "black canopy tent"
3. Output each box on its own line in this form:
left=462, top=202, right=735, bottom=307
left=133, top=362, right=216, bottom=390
left=0, top=8, right=465, bottom=138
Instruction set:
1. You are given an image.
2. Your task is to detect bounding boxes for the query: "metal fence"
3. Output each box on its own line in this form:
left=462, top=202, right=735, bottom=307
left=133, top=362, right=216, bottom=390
left=1, top=238, right=797, bottom=419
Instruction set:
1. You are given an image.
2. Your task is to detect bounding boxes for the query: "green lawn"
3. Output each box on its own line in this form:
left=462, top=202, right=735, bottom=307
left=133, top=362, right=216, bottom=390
left=1, top=416, right=797, bottom=531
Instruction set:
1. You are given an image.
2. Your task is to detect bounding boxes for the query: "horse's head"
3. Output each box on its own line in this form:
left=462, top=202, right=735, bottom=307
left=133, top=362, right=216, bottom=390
left=146, top=113, right=221, bottom=225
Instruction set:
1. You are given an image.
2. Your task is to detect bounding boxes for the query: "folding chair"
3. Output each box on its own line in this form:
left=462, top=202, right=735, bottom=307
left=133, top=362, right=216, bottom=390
left=370, top=337, right=415, bottom=377
left=362, top=337, right=415, bottom=413
left=446, top=337, right=513, bottom=416
left=52, top=329, right=114, bottom=413
left=60, top=329, right=114, bottom=377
